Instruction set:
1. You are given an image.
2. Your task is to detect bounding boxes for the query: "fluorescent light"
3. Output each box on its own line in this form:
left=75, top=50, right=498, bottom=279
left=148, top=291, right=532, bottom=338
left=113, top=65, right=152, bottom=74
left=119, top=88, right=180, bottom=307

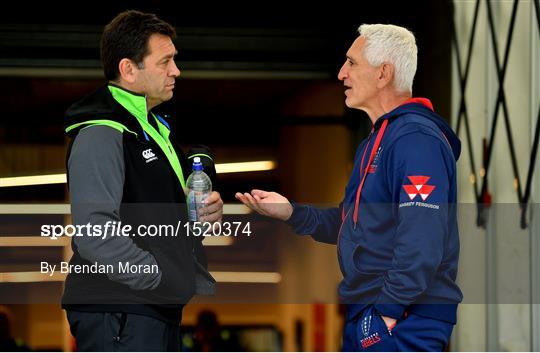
left=0, top=160, right=276, bottom=188
left=0, top=204, right=70, bottom=214
left=202, top=237, right=234, bottom=246
left=210, top=271, right=282, bottom=283
left=223, top=204, right=251, bottom=214
left=0, top=237, right=70, bottom=247
left=215, top=160, right=276, bottom=174
left=0, top=271, right=66, bottom=283
left=0, top=173, right=66, bottom=187
left=0, top=204, right=249, bottom=215
left=0, top=236, right=233, bottom=247
left=0, top=271, right=282, bottom=284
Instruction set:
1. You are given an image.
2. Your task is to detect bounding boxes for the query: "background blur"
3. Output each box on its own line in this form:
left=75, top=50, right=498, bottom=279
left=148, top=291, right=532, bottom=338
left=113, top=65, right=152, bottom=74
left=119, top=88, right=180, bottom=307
left=0, top=0, right=539, bottom=351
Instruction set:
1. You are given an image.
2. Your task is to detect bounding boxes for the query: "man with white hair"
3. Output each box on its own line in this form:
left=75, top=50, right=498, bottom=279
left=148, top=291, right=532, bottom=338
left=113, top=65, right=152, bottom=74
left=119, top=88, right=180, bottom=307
left=236, top=24, right=462, bottom=351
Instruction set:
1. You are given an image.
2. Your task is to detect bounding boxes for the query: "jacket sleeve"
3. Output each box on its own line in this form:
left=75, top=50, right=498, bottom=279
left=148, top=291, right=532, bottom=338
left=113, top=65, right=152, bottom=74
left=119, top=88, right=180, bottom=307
left=374, top=131, right=454, bottom=319
left=286, top=202, right=342, bottom=244
left=69, top=125, right=162, bottom=290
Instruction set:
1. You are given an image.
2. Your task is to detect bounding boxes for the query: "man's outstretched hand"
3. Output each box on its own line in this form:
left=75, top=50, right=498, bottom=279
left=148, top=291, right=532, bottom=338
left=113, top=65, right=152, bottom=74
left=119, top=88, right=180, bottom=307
left=235, top=189, right=293, bottom=221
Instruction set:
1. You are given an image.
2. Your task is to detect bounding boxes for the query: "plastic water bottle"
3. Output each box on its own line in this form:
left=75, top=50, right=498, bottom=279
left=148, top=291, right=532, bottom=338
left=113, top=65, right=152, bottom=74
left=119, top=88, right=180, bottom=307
left=186, top=157, right=212, bottom=222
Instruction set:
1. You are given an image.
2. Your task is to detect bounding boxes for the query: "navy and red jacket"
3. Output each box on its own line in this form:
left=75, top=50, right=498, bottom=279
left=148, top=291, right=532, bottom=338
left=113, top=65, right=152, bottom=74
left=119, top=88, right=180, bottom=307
left=287, top=98, right=463, bottom=324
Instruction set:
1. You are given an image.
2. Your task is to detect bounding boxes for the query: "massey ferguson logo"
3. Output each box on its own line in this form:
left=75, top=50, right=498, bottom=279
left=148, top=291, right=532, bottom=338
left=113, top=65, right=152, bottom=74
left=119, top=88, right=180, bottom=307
left=402, top=175, right=435, bottom=201
left=400, top=175, right=440, bottom=210
left=142, top=149, right=157, bottom=163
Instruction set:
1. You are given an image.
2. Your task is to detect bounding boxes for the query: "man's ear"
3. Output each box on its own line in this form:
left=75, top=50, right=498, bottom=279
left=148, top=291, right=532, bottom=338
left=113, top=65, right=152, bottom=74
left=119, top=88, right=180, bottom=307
left=118, top=58, right=138, bottom=84
left=377, top=63, right=394, bottom=89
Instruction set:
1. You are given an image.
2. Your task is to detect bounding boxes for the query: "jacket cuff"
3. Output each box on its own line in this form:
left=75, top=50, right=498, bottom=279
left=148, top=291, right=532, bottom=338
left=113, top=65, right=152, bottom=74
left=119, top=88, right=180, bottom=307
left=374, top=292, right=407, bottom=319
left=285, top=201, right=306, bottom=230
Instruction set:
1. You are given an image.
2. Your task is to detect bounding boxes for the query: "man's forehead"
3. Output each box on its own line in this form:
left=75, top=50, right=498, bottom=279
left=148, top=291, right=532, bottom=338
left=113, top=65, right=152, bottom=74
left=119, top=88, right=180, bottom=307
left=347, top=36, right=366, bottom=58
left=148, top=34, right=176, bottom=55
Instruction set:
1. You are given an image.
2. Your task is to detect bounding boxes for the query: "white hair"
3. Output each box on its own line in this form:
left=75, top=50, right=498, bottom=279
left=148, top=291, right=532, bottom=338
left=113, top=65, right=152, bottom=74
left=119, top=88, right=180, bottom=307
left=358, top=24, right=417, bottom=93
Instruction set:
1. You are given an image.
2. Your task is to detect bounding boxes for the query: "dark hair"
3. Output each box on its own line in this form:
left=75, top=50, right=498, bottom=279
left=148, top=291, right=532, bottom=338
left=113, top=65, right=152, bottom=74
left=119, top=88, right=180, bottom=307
left=101, top=10, right=176, bottom=81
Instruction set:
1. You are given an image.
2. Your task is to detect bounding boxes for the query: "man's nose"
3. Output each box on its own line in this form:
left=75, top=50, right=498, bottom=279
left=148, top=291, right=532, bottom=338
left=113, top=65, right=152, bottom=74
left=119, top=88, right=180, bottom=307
left=170, top=61, right=181, bottom=77
left=337, top=63, right=347, bottom=81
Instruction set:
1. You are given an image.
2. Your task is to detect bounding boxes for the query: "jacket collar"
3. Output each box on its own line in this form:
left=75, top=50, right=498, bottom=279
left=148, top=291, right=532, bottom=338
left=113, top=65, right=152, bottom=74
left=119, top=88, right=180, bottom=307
left=108, top=83, right=148, bottom=121
left=373, top=97, right=434, bottom=129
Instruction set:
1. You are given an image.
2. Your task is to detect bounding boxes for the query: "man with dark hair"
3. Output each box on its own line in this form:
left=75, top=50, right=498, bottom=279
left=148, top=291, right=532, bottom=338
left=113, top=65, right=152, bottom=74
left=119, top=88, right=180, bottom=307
left=62, top=10, right=222, bottom=351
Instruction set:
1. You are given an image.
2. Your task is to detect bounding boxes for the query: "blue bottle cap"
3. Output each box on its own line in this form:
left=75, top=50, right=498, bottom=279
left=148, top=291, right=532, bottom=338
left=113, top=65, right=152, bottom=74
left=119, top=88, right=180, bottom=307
left=192, top=157, right=204, bottom=171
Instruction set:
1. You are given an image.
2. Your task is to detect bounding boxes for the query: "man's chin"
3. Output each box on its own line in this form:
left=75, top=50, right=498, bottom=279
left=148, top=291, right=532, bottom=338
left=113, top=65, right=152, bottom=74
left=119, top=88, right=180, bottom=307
left=162, top=92, right=174, bottom=102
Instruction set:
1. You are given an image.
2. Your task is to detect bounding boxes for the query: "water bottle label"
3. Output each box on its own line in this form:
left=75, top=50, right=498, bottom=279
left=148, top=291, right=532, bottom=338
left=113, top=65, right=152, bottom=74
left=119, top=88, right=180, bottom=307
left=187, top=190, right=209, bottom=222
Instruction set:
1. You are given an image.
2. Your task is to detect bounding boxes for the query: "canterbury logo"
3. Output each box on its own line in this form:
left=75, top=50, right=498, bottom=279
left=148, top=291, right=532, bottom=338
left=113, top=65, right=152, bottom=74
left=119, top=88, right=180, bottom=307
left=142, top=149, right=157, bottom=163
left=142, top=149, right=155, bottom=159
left=402, top=175, right=435, bottom=201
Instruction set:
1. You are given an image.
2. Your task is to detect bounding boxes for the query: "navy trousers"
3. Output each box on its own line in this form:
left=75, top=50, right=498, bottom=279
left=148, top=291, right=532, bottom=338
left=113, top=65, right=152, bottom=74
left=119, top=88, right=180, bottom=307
left=343, top=306, right=454, bottom=352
